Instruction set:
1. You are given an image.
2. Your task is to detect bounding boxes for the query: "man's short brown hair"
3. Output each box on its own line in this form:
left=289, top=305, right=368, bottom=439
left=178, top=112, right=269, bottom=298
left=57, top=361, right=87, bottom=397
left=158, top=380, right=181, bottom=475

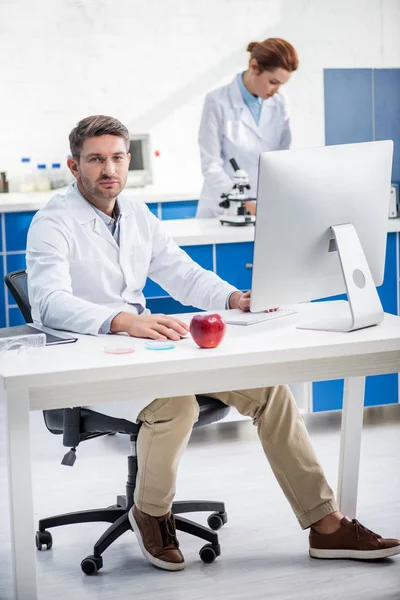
left=69, top=115, right=130, bottom=159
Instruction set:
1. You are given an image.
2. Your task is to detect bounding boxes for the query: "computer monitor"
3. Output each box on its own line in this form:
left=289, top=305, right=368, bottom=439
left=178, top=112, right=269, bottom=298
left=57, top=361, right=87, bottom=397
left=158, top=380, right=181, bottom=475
left=126, top=134, right=152, bottom=187
left=250, top=140, right=393, bottom=332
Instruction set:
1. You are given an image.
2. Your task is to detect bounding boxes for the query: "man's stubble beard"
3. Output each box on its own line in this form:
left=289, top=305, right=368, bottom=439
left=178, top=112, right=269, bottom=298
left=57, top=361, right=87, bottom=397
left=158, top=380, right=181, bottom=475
left=79, top=173, right=126, bottom=201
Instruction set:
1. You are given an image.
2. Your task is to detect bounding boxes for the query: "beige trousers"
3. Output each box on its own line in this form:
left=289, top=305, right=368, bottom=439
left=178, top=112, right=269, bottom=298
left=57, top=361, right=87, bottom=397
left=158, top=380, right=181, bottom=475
left=134, top=385, right=339, bottom=529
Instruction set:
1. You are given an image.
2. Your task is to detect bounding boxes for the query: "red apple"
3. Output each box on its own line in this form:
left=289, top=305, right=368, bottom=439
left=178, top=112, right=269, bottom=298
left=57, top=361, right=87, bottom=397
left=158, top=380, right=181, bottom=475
left=189, top=313, right=226, bottom=348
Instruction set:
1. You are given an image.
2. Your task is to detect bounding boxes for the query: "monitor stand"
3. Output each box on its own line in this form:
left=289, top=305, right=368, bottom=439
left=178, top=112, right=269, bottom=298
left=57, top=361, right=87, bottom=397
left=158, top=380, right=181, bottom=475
left=298, top=223, right=384, bottom=333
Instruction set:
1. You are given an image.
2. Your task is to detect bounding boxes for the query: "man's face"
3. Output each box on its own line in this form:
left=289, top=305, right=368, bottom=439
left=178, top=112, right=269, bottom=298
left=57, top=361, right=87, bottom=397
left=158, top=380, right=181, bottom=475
left=70, top=135, right=130, bottom=201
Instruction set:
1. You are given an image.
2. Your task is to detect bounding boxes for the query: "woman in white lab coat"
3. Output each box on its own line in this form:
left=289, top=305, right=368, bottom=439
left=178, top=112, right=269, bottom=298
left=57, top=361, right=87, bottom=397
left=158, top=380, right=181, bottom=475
left=196, top=38, right=299, bottom=218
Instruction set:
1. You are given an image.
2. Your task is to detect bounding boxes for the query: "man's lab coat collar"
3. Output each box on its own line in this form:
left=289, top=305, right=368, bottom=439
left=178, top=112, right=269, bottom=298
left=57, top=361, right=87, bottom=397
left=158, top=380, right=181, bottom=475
left=66, top=183, right=134, bottom=225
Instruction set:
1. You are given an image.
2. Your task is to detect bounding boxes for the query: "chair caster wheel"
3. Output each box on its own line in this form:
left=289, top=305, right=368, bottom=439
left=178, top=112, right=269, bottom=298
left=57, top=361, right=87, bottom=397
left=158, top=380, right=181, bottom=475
left=207, top=511, right=228, bottom=531
left=81, top=555, right=103, bottom=575
left=199, top=543, right=221, bottom=563
left=35, top=530, right=53, bottom=551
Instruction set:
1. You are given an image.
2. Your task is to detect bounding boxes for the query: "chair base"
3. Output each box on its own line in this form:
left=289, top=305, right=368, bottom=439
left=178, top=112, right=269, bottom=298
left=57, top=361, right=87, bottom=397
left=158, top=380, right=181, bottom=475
left=36, top=495, right=227, bottom=573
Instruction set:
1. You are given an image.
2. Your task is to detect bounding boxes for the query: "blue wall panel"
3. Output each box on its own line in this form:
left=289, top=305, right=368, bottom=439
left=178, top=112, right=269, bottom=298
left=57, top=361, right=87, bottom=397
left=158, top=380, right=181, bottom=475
left=374, top=69, right=400, bottom=182
left=324, top=69, right=373, bottom=146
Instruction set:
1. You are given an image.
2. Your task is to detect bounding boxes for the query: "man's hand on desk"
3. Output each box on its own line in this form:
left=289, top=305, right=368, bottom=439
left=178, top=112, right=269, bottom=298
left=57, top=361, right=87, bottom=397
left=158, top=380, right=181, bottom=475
left=110, top=312, right=189, bottom=341
left=229, top=290, right=278, bottom=313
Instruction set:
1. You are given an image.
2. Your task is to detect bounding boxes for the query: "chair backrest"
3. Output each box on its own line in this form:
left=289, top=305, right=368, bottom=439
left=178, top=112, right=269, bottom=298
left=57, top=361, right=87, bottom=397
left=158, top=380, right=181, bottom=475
left=4, top=270, right=33, bottom=323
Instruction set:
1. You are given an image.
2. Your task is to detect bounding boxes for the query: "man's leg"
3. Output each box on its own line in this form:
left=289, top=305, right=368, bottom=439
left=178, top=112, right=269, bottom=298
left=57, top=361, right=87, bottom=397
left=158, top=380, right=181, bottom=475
left=207, top=385, right=337, bottom=528
left=207, top=385, right=400, bottom=560
left=129, top=395, right=199, bottom=571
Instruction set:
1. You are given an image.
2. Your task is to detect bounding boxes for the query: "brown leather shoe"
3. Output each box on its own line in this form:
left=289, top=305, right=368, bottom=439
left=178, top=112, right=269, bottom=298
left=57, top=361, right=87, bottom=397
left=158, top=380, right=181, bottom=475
left=309, top=517, right=400, bottom=560
left=129, top=505, right=185, bottom=571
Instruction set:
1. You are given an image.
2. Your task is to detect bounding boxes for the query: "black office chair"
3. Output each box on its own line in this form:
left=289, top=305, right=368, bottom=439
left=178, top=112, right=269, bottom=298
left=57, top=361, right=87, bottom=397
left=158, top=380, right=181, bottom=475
left=4, top=270, right=230, bottom=574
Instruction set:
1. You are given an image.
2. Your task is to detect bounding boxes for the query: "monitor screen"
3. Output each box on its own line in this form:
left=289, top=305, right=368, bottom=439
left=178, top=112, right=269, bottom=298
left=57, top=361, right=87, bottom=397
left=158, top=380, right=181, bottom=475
left=129, top=139, right=144, bottom=171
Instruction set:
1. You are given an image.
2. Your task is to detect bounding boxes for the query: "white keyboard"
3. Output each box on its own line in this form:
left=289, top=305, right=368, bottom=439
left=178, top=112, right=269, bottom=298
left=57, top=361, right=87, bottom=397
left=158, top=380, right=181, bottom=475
left=225, top=308, right=297, bottom=326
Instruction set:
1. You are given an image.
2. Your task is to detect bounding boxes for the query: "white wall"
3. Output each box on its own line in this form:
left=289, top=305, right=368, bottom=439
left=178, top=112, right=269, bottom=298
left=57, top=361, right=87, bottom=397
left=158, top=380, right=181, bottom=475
left=0, top=0, right=399, bottom=190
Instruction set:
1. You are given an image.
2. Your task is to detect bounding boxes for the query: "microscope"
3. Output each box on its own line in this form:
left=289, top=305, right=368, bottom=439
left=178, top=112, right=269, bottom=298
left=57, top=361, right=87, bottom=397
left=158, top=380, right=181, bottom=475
left=219, top=158, right=256, bottom=226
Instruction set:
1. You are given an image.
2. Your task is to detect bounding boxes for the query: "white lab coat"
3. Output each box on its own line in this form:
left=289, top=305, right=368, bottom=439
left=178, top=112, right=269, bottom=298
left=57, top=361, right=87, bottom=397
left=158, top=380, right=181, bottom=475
left=196, top=76, right=291, bottom=218
left=26, top=184, right=237, bottom=419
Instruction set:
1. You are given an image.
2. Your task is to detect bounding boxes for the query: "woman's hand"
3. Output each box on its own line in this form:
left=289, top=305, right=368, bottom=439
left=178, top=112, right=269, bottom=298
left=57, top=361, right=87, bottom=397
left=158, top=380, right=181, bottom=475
left=244, top=201, right=256, bottom=216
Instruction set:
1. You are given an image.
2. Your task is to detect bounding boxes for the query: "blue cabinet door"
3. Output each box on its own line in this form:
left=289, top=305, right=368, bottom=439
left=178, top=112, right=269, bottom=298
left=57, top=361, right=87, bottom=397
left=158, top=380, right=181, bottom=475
left=215, top=242, right=254, bottom=290
left=313, top=233, right=398, bottom=411
left=143, top=244, right=213, bottom=304
left=161, top=201, right=198, bottom=220
left=313, top=373, right=399, bottom=412
left=5, top=211, right=36, bottom=252
left=324, top=69, right=374, bottom=146
left=0, top=257, right=5, bottom=328
left=146, top=297, right=202, bottom=315
left=8, top=307, right=25, bottom=327
left=377, top=232, right=398, bottom=315
left=147, top=203, right=159, bottom=217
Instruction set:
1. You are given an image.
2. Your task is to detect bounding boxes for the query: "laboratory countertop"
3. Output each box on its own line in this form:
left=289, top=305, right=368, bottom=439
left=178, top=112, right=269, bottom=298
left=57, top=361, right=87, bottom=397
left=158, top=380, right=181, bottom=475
left=161, top=218, right=400, bottom=246
left=1, top=187, right=400, bottom=242
left=163, top=218, right=255, bottom=245
left=387, top=218, right=400, bottom=232
left=0, top=185, right=199, bottom=213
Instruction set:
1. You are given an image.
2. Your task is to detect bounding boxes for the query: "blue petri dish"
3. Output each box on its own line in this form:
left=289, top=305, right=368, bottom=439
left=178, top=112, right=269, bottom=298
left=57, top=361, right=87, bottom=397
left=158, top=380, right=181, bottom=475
left=145, top=340, right=176, bottom=351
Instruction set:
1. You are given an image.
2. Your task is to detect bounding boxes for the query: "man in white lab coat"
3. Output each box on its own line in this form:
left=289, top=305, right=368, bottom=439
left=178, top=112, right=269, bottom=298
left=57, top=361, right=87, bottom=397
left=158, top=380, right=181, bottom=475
left=27, top=116, right=400, bottom=572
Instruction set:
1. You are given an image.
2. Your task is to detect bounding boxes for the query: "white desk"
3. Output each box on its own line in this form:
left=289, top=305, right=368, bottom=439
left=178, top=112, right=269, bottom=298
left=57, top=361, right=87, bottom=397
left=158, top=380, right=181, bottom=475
left=2, top=300, right=400, bottom=600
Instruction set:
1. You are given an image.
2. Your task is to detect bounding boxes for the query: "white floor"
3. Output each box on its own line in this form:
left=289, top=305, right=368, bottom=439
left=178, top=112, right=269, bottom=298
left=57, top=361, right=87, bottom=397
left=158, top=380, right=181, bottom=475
left=1, top=404, right=400, bottom=600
